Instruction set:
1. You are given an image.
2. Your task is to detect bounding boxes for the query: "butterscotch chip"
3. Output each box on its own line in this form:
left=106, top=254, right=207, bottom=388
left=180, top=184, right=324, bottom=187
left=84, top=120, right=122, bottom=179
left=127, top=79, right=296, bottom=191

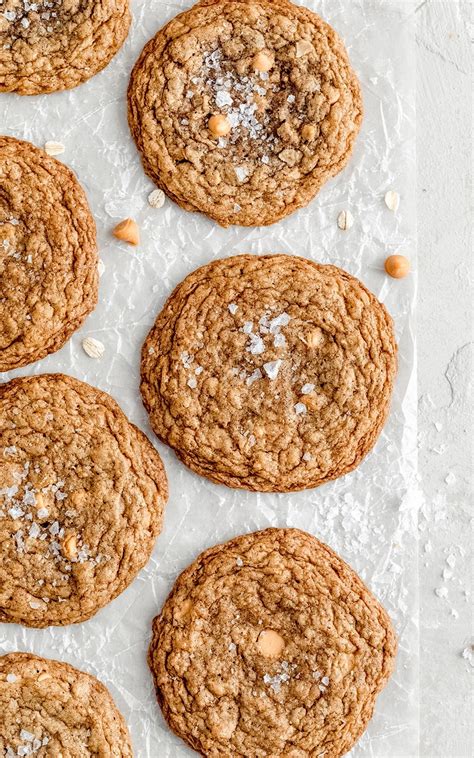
left=127, top=0, right=363, bottom=227
left=141, top=254, right=397, bottom=492
left=61, top=534, right=77, bottom=561
left=0, top=1, right=131, bottom=95
left=252, top=50, right=273, bottom=73
left=0, top=652, right=132, bottom=754
left=0, top=373, right=168, bottom=627
left=385, top=254, right=410, bottom=279
left=257, top=629, right=285, bottom=658
left=149, top=528, right=397, bottom=757
left=208, top=113, right=232, bottom=137
left=113, top=218, right=140, bottom=246
left=0, top=137, right=98, bottom=372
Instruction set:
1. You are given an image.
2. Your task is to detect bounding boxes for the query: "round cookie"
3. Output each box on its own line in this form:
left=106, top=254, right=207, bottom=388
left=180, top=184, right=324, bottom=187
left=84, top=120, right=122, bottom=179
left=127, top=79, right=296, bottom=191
left=0, top=136, right=98, bottom=372
left=0, top=652, right=133, bottom=756
left=128, top=0, right=363, bottom=227
left=141, top=254, right=397, bottom=492
left=149, top=527, right=397, bottom=758
left=0, top=373, right=168, bottom=628
left=0, top=1, right=131, bottom=95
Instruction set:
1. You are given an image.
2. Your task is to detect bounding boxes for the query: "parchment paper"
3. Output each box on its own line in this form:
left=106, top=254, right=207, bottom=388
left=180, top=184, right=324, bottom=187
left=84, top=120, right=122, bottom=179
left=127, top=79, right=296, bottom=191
left=0, top=1, right=418, bottom=755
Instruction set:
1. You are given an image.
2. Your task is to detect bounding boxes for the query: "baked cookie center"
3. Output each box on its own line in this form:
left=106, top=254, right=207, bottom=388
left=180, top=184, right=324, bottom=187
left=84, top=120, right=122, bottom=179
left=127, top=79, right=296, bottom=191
left=129, top=0, right=362, bottom=226
left=141, top=255, right=396, bottom=492
left=150, top=529, right=397, bottom=757
left=0, top=374, right=167, bottom=627
left=0, top=0, right=131, bottom=93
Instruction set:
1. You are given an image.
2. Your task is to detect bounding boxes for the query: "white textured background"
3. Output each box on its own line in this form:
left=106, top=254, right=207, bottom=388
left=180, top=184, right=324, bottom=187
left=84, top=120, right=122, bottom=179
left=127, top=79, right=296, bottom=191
left=0, top=0, right=471, bottom=756
left=417, top=1, right=472, bottom=756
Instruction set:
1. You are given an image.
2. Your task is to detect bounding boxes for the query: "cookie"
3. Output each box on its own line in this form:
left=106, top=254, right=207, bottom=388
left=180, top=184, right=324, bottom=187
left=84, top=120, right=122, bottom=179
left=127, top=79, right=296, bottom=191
left=0, top=652, right=133, bottom=756
left=128, top=0, right=362, bottom=227
left=149, top=527, right=397, bottom=758
left=0, top=1, right=131, bottom=95
left=0, top=136, right=98, bottom=372
left=0, top=373, right=168, bottom=628
left=141, top=254, right=397, bottom=492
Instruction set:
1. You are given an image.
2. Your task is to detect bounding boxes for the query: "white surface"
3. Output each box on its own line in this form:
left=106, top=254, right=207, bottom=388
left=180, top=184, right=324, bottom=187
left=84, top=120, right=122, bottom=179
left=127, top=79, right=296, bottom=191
left=1, top=1, right=418, bottom=754
left=417, top=2, right=472, bottom=756
left=0, top=0, right=471, bottom=756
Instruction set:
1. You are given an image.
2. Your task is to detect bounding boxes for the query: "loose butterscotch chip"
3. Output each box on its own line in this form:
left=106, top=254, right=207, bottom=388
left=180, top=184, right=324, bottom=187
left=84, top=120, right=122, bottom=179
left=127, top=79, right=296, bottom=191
left=149, top=528, right=397, bottom=758
left=385, top=254, right=410, bottom=279
left=113, top=218, right=140, bottom=246
left=0, top=653, right=132, bottom=754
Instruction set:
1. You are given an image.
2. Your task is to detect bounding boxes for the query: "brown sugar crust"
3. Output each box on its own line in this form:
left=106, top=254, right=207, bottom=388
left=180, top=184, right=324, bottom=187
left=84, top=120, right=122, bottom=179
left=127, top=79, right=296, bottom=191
left=0, top=373, right=168, bottom=628
left=127, top=0, right=363, bottom=227
left=141, top=254, right=397, bottom=492
left=0, top=136, right=98, bottom=372
left=0, top=0, right=131, bottom=95
left=0, top=652, right=133, bottom=756
left=149, top=527, right=397, bottom=758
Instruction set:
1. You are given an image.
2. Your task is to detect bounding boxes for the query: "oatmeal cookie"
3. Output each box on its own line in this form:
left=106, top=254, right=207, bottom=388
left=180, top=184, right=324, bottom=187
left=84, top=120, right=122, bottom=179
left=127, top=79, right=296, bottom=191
left=0, top=136, right=98, bottom=372
left=128, top=0, right=363, bottom=227
left=0, top=0, right=131, bottom=95
left=141, top=254, right=397, bottom=492
left=0, top=373, right=168, bottom=627
left=149, top=528, right=397, bottom=757
left=0, top=652, right=133, bottom=756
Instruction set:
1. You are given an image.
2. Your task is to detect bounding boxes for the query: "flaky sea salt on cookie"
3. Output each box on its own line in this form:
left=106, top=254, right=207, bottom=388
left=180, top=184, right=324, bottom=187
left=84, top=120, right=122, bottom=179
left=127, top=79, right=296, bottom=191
left=140, top=254, right=397, bottom=492
left=0, top=373, right=168, bottom=627
left=149, top=528, right=397, bottom=757
left=0, top=137, right=98, bottom=372
left=0, top=0, right=131, bottom=95
left=0, top=653, right=133, bottom=755
left=128, top=0, right=363, bottom=227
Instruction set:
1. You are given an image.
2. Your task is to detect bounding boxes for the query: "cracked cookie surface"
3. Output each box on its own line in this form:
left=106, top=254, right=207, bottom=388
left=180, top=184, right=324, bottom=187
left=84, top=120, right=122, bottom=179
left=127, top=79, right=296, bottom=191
left=0, top=652, right=133, bottom=756
left=0, top=373, right=168, bottom=628
left=128, top=0, right=362, bottom=227
left=149, top=528, right=397, bottom=758
left=141, top=254, right=397, bottom=492
left=0, top=136, right=98, bottom=372
left=0, top=0, right=131, bottom=94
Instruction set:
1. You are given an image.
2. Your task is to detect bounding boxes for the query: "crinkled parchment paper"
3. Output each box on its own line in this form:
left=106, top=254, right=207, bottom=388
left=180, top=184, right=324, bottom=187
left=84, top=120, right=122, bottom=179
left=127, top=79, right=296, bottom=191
left=0, top=1, right=418, bottom=755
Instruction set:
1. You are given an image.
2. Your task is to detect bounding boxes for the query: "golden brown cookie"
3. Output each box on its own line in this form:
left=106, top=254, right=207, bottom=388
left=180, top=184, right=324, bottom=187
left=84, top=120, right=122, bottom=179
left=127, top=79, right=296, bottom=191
left=0, top=0, right=131, bottom=95
left=141, top=254, right=397, bottom=492
left=0, top=652, right=133, bottom=756
left=149, top=528, right=397, bottom=758
left=0, top=373, right=168, bottom=628
left=128, top=0, right=363, bottom=227
left=0, top=136, right=98, bottom=372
